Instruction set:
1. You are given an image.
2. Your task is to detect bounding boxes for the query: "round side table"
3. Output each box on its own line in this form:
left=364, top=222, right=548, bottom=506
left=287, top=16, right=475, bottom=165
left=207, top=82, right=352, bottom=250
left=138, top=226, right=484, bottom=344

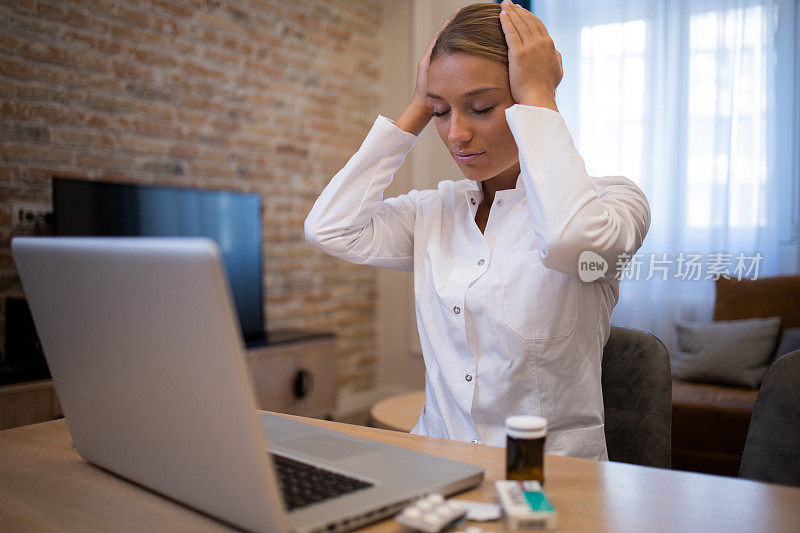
left=368, top=390, right=425, bottom=432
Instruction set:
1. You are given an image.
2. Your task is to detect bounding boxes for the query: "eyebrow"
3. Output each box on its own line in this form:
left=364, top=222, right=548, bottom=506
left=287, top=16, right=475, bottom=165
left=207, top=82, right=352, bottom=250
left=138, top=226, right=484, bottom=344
left=426, top=87, right=502, bottom=100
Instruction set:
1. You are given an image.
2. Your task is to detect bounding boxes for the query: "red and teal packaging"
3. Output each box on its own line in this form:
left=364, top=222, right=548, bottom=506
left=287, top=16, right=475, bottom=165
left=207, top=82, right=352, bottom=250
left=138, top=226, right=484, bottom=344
left=495, top=480, right=557, bottom=529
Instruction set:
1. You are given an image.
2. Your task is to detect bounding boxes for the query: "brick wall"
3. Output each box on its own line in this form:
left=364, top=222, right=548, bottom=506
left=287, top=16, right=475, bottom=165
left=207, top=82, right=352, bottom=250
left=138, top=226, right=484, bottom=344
left=0, top=0, right=383, bottom=394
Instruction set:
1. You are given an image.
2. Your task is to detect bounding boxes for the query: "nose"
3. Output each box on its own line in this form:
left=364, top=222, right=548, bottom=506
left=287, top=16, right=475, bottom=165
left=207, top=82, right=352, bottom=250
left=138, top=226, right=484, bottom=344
left=447, top=111, right=472, bottom=146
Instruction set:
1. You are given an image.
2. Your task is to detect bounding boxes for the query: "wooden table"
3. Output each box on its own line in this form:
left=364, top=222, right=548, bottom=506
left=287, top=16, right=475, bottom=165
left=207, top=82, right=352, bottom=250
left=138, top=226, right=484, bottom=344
left=2, top=415, right=799, bottom=532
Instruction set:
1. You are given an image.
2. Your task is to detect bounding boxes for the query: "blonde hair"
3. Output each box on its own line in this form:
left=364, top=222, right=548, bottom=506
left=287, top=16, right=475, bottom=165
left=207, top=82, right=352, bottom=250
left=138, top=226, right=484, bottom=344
left=431, top=3, right=507, bottom=67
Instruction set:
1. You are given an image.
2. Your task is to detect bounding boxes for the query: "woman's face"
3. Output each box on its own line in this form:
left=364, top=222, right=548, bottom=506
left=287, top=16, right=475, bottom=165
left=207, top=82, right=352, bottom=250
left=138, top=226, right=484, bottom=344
left=427, top=52, right=520, bottom=185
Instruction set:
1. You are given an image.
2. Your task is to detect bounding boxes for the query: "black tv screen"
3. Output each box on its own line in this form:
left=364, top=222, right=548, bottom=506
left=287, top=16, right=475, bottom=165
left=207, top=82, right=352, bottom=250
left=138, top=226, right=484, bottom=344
left=52, top=178, right=265, bottom=343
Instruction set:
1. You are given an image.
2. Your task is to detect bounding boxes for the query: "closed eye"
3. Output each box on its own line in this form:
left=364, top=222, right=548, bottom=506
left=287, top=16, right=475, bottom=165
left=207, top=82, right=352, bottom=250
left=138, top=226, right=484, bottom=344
left=432, top=106, right=496, bottom=118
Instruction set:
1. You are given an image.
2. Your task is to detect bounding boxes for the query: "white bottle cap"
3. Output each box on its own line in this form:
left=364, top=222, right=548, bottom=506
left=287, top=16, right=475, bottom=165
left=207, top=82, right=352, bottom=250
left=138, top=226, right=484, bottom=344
left=505, top=415, right=547, bottom=439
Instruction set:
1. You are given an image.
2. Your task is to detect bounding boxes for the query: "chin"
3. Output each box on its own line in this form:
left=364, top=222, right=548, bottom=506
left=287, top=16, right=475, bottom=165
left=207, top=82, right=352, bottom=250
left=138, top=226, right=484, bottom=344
left=461, top=170, right=495, bottom=182
left=456, top=164, right=493, bottom=182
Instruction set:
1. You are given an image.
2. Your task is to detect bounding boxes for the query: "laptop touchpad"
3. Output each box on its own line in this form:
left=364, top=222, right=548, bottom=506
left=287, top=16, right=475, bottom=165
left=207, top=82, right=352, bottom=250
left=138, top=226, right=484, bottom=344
left=278, top=434, right=379, bottom=461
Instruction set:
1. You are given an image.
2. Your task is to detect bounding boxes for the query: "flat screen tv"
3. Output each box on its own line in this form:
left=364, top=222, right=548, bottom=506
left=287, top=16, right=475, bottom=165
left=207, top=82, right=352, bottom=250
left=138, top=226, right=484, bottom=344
left=52, top=178, right=266, bottom=344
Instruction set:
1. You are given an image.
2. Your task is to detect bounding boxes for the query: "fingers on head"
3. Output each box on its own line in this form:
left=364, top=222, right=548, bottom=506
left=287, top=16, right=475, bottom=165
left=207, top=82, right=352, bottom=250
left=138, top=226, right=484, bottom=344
left=505, top=2, right=553, bottom=40
left=504, top=4, right=534, bottom=39
left=499, top=9, right=522, bottom=46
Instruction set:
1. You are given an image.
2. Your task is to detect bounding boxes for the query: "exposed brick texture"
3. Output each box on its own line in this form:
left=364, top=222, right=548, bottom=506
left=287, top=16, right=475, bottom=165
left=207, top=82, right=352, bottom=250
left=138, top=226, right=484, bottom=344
left=0, top=0, right=383, bottom=394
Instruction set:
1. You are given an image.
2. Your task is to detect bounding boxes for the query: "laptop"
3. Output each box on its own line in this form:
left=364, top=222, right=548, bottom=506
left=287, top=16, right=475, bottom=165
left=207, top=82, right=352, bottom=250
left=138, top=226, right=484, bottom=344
left=12, top=237, right=483, bottom=533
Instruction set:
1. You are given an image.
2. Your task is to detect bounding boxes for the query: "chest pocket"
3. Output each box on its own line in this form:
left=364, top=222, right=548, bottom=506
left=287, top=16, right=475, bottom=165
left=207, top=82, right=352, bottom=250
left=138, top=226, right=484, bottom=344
left=502, top=251, right=579, bottom=339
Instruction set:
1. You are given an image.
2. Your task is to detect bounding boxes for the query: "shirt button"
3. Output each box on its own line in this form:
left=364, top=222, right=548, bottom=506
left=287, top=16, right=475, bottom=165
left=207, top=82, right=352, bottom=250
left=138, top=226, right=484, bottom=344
left=465, top=373, right=472, bottom=382
left=453, top=306, right=461, bottom=315
left=477, top=258, right=485, bottom=266
left=470, top=197, right=476, bottom=205
left=497, top=199, right=503, bottom=205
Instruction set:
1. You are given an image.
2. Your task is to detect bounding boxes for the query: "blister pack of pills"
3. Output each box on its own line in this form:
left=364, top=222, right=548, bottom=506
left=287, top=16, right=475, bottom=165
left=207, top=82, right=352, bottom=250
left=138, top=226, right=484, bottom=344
left=395, top=494, right=467, bottom=532
left=495, top=480, right=557, bottom=530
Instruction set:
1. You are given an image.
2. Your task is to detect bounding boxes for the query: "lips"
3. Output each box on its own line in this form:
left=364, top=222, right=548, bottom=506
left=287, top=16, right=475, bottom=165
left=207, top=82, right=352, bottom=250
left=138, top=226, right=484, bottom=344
left=453, top=151, right=485, bottom=163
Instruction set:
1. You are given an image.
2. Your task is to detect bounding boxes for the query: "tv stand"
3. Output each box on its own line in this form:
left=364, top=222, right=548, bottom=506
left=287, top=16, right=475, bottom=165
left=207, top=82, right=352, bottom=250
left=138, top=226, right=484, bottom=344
left=245, top=329, right=338, bottom=420
left=0, top=379, right=63, bottom=430
left=0, top=330, right=338, bottom=430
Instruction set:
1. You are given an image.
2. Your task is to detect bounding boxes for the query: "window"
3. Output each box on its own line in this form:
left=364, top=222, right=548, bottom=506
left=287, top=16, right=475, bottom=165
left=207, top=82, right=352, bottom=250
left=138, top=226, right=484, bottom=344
left=537, top=0, right=798, bottom=362
left=686, top=6, right=767, bottom=228
left=578, top=20, right=647, bottom=186
left=550, top=1, right=794, bottom=233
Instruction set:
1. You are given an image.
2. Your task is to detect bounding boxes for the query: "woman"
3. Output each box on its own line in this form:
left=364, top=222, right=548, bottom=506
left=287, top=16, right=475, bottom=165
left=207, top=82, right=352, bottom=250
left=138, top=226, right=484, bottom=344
left=305, top=1, right=650, bottom=461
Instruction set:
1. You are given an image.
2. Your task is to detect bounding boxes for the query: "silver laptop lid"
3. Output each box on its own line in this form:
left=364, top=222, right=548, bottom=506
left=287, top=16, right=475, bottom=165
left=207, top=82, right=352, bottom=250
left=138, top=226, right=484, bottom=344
left=12, top=237, right=289, bottom=532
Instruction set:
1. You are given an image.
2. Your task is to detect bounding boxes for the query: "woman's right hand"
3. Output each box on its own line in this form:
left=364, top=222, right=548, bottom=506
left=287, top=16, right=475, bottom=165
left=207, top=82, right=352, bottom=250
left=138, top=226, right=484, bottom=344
left=395, top=9, right=460, bottom=135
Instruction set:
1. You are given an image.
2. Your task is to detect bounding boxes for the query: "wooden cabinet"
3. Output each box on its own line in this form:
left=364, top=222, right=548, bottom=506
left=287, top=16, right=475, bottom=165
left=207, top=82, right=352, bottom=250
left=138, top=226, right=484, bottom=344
left=245, top=332, right=338, bottom=420
left=0, top=331, right=338, bottom=430
left=0, top=379, right=63, bottom=430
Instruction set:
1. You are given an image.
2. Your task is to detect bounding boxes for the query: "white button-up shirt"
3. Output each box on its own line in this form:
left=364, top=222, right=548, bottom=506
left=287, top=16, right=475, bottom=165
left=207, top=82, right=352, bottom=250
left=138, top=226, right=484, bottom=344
left=305, top=105, right=650, bottom=460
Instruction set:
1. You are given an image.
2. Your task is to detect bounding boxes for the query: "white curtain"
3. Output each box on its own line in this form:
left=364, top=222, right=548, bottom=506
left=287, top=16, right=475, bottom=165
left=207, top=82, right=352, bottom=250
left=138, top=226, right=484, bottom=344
left=536, top=0, right=799, bottom=355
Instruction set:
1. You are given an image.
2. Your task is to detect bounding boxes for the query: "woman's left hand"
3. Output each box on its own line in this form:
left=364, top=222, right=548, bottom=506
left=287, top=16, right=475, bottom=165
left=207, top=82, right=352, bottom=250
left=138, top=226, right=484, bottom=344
left=499, top=0, right=562, bottom=111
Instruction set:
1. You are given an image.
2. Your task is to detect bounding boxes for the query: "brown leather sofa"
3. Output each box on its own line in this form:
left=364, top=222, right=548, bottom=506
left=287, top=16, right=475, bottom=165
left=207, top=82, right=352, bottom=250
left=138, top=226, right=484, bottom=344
left=670, top=275, right=800, bottom=477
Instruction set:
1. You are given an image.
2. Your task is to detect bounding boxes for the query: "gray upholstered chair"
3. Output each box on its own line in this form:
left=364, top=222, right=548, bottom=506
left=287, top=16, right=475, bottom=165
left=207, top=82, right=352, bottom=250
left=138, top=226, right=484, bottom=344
left=738, top=349, right=800, bottom=486
left=602, top=326, right=672, bottom=468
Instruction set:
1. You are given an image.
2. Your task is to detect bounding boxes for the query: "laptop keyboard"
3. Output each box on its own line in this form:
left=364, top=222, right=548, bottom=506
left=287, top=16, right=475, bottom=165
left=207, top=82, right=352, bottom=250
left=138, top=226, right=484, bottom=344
left=271, top=453, right=374, bottom=511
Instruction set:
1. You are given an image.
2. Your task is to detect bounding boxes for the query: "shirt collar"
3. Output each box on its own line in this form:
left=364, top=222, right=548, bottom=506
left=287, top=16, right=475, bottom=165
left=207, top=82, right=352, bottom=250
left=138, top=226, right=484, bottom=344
left=462, top=174, right=525, bottom=214
left=462, top=173, right=525, bottom=192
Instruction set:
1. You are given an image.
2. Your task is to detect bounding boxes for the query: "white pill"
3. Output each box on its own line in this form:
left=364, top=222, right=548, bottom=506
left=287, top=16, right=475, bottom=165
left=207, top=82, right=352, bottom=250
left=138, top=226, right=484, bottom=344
left=447, top=501, right=464, bottom=512
left=402, top=507, right=422, bottom=520
left=422, top=514, right=440, bottom=526
left=416, top=500, right=434, bottom=511
left=427, top=493, right=445, bottom=504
